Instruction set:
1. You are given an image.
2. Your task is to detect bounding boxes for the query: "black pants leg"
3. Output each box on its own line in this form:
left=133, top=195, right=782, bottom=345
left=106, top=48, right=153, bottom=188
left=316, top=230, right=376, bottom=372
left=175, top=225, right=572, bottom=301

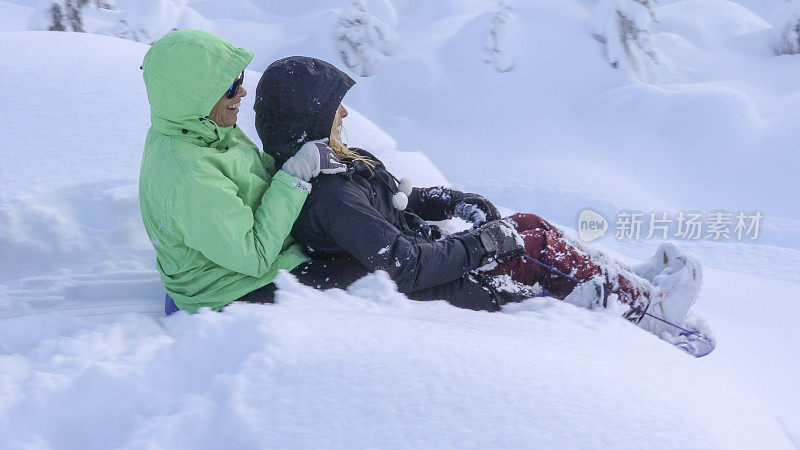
left=235, top=255, right=530, bottom=311
left=405, top=273, right=500, bottom=311
left=235, top=255, right=369, bottom=304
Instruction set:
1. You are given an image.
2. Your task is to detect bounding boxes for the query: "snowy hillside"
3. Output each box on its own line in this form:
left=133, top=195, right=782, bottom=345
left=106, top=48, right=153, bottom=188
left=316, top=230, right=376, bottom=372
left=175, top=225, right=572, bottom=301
left=2, top=0, right=800, bottom=448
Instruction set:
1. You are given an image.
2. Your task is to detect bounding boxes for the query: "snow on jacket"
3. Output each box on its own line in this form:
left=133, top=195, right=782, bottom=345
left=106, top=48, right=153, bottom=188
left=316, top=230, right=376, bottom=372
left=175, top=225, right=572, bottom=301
left=139, top=30, right=310, bottom=313
left=291, top=151, right=488, bottom=293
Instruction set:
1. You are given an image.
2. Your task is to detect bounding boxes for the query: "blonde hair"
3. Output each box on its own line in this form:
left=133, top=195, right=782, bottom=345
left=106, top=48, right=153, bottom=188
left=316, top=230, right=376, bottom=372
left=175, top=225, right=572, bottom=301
left=329, top=109, right=374, bottom=167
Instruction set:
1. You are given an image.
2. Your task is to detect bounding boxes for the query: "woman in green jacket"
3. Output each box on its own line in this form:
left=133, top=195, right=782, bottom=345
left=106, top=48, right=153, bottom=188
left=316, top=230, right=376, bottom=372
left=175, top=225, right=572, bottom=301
left=139, top=30, right=345, bottom=313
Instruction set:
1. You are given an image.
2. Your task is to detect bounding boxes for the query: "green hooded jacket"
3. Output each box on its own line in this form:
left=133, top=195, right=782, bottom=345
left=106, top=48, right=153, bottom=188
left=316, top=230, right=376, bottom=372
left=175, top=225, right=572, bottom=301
left=139, top=30, right=310, bottom=313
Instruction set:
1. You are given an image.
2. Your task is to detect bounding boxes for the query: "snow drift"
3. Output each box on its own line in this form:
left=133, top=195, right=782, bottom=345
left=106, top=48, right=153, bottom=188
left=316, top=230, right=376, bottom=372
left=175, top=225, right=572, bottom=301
left=2, top=0, right=800, bottom=446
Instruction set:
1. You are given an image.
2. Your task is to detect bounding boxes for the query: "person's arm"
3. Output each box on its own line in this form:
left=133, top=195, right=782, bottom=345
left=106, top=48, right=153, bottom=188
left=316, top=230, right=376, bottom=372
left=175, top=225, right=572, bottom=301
left=406, top=186, right=501, bottom=227
left=173, top=167, right=310, bottom=278
left=310, top=180, right=487, bottom=293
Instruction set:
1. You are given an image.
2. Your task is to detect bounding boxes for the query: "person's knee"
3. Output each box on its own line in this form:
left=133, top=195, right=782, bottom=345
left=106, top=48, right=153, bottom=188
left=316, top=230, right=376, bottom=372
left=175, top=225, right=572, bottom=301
left=506, top=213, right=546, bottom=231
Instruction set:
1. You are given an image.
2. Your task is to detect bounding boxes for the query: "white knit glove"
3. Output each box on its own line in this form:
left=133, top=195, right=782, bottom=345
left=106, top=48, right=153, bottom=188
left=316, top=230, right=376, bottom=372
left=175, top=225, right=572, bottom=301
left=282, top=141, right=347, bottom=182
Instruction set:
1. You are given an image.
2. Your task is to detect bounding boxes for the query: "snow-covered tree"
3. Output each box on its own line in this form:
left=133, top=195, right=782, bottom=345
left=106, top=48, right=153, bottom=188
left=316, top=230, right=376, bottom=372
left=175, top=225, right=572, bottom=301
left=336, top=0, right=399, bottom=77
left=589, top=0, right=659, bottom=75
left=30, top=0, right=200, bottom=45
left=37, top=0, right=115, bottom=33
left=101, top=0, right=184, bottom=44
left=772, top=1, right=800, bottom=55
left=483, top=1, right=517, bottom=73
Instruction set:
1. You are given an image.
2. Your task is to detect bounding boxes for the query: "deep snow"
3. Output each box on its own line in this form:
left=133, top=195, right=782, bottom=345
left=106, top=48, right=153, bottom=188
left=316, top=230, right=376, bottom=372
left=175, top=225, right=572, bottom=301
left=1, top=0, right=800, bottom=447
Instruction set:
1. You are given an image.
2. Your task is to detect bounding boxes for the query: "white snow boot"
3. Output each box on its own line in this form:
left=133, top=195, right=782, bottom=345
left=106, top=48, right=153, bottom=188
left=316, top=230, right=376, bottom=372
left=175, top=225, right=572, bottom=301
left=563, top=274, right=608, bottom=310
left=632, top=242, right=681, bottom=283
left=636, top=248, right=703, bottom=337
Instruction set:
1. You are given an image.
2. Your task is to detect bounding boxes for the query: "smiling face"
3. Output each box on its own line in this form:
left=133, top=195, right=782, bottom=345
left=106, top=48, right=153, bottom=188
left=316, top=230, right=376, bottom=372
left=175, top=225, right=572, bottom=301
left=207, top=82, right=247, bottom=127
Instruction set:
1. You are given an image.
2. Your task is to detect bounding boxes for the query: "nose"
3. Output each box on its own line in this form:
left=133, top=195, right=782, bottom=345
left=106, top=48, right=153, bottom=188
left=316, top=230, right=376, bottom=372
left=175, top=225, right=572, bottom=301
left=236, top=86, right=247, bottom=99
left=340, top=104, right=348, bottom=118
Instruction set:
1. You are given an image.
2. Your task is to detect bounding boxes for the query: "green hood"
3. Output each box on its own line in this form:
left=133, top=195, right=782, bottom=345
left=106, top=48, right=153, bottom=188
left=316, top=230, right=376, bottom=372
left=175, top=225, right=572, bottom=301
left=142, top=29, right=254, bottom=135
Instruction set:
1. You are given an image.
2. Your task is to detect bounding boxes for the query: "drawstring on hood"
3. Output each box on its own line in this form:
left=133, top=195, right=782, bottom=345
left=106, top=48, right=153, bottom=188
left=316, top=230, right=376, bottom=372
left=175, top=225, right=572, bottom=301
left=352, top=155, right=413, bottom=211
left=392, top=176, right=413, bottom=210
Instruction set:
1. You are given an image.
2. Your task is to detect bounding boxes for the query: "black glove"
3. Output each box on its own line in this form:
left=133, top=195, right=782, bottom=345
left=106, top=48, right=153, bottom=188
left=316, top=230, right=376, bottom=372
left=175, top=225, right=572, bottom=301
left=469, top=220, right=524, bottom=264
left=453, top=192, right=501, bottom=227
left=407, top=187, right=500, bottom=226
left=404, top=212, right=443, bottom=240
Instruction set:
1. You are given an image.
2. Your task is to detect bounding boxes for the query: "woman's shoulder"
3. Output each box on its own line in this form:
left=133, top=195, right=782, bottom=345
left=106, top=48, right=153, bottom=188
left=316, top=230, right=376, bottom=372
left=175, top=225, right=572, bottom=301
left=309, top=171, right=366, bottom=202
left=305, top=147, right=393, bottom=206
left=348, top=147, right=384, bottom=166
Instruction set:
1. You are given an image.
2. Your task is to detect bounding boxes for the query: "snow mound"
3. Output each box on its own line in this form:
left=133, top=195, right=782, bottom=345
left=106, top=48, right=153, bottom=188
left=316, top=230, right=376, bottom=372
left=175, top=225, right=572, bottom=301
left=656, top=0, right=770, bottom=50
left=1, top=271, right=794, bottom=448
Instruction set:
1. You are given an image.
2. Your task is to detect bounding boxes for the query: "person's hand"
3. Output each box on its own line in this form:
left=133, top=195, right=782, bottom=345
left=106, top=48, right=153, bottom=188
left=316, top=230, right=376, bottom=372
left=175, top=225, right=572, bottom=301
left=453, top=192, right=501, bottom=227
left=282, top=141, right=347, bottom=182
left=470, top=220, right=524, bottom=264
left=411, top=187, right=501, bottom=225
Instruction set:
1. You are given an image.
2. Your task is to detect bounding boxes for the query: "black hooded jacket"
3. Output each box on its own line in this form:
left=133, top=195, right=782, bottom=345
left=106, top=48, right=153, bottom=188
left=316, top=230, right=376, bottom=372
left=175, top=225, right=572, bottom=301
left=254, top=57, right=488, bottom=293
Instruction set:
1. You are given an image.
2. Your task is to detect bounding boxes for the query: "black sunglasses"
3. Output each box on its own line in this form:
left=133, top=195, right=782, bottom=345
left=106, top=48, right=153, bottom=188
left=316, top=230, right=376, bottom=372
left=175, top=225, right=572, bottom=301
left=226, top=71, right=244, bottom=99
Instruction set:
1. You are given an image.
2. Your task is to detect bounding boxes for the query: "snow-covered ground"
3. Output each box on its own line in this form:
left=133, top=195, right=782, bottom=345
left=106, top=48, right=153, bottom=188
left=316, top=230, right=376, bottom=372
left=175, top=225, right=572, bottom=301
left=1, top=1, right=799, bottom=447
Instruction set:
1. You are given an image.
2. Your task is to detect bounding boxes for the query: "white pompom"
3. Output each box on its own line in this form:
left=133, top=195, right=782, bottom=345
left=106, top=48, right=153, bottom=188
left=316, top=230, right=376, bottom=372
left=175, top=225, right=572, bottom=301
left=392, top=192, right=408, bottom=210
left=397, top=177, right=413, bottom=195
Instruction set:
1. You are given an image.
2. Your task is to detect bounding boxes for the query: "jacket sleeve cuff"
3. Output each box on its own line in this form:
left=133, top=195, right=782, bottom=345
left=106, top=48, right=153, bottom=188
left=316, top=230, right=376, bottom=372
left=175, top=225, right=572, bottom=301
left=456, top=232, right=488, bottom=270
left=276, top=170, right=312, bottom=193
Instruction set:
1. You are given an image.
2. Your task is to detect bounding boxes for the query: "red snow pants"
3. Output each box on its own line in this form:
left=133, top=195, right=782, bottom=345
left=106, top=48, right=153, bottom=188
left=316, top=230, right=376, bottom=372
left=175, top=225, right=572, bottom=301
left=483, top=213, right=653, bottom=322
